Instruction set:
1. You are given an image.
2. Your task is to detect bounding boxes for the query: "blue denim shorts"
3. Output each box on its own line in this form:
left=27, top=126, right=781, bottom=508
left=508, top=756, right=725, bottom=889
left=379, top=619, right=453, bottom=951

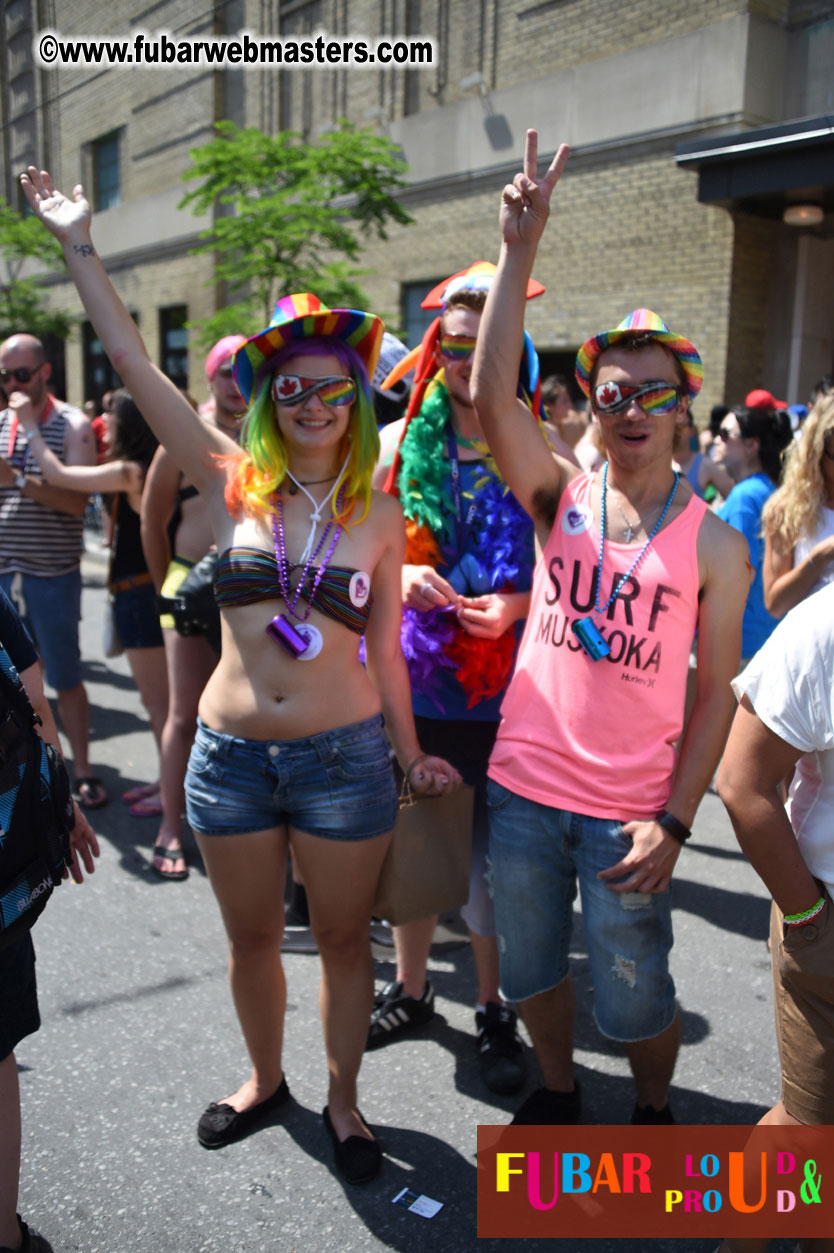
left=113, top=581, right=164, bottom=650
left=0, top=570, right=82, bottom=690
left=487, top=780, right=677, bottom=1042
left=185, top=713, right=398, bottom=840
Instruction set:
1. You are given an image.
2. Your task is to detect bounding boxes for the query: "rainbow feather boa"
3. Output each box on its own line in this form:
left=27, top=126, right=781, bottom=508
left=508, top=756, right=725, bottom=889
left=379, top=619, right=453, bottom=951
left=397, top=382, right=533, bottom=711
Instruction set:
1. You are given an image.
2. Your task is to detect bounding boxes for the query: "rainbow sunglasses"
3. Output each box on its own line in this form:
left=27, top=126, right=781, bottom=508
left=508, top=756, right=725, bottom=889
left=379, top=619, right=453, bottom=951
left=439, top=334, right=478, bottom=361
left=592, top=380, right=683, bottom=416
left=272, top=373, right=356, bottom=408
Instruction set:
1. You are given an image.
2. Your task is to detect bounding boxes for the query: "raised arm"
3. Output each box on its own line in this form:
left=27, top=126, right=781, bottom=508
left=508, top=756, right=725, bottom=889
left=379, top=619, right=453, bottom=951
left=20, top=168, right=235, bottom=493
left=9, top=392, right=143, bottom=495
left=471, top=130, right=577, bottom=534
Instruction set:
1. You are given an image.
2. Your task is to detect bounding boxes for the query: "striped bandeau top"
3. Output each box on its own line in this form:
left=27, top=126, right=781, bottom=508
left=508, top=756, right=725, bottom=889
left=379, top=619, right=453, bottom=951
left=215, top=547, right=373, bottom=635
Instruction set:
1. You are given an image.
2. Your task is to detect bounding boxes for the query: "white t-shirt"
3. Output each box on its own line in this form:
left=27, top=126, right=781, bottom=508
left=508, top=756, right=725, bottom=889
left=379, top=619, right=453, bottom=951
left=732, top=582, right=834, bottom=899
left=793, top=505, right=834, bottom=598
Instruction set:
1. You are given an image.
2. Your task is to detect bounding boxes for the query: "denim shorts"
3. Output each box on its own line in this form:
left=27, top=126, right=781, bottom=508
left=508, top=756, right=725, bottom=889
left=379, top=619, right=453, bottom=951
left=185, top=713, right=398, bottom=840
left=0, top=570, right=81, bottom=690
left=113, top=581, right=163, bottom=650
left=487, top=780, right=677, bottom=1042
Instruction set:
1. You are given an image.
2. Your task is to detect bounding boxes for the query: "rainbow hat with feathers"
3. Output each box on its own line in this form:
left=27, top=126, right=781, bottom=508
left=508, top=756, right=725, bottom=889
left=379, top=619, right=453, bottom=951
left=575, top=309, right=703, bottom=401
left=233, top=293, right=385, bottom=403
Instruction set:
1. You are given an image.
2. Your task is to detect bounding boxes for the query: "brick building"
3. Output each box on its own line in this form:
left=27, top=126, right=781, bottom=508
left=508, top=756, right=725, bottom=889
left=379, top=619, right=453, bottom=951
left=1, top=0, right=832, bottom=414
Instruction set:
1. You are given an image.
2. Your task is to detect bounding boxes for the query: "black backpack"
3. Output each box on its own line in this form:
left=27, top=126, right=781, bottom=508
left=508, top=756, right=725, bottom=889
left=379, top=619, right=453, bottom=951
left=0, top=643, right=74, bottom=949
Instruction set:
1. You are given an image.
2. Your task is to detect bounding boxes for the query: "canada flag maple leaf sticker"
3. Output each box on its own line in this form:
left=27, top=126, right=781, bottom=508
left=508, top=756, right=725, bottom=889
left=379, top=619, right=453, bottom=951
left=599, top=382, right=621, bottom=406
left=277, top=375, right=302, bottom=398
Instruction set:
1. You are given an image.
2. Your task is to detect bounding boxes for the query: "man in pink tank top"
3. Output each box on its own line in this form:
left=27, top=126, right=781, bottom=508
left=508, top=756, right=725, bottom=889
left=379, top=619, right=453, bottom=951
left=470, top=131, right=750, bottom=1126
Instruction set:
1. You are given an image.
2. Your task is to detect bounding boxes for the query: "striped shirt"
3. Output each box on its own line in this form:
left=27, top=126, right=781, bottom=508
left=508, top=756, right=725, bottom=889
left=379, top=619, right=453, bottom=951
left=0, top=400, right=86, bottom=577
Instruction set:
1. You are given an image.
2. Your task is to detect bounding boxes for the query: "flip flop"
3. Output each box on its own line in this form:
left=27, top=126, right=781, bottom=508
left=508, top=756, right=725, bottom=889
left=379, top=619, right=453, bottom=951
left=121, top=782, right=160, bottom=805
left=151, top=843, right=189, bottom=881
left=72, top=776, right=108, bottom=810
left=129, top=796, right=164, bottom=818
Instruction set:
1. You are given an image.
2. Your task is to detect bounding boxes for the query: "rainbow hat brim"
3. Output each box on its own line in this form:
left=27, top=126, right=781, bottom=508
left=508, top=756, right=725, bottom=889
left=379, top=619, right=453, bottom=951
left=575, top=309, right=703, bottom=400
left=233, top=293, right=385, bottom=403
left=420, top=260, right=544, bottom=309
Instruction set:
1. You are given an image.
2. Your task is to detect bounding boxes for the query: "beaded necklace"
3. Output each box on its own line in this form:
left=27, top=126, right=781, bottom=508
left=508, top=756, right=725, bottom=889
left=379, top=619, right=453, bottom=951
left=572, top=461, right=679, bottom=661
left=265, top=483, right=345, bottom=660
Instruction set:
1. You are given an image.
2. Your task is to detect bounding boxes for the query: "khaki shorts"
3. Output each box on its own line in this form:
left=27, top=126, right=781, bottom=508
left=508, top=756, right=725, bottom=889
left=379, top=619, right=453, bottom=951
left=770, top=888, right=834, bottom=1124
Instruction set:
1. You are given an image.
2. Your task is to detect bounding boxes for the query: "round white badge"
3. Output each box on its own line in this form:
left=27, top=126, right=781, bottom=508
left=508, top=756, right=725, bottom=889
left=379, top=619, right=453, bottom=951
left=349, top=571, right=370, bottom=607
left=296, top=623, right=323, bottom=660
left=561, top=505, right=593, bottom=535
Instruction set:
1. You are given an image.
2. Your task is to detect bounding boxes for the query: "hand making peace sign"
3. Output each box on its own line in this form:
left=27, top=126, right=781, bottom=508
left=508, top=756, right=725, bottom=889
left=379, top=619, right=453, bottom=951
left=499, top=129, right=570, bottom=247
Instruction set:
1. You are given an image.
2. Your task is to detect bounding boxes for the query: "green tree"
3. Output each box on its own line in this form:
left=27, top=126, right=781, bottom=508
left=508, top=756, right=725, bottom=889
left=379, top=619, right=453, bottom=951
left=179, top=120, right=412, bottom=345
left=0, top=201, right=75, bottom=342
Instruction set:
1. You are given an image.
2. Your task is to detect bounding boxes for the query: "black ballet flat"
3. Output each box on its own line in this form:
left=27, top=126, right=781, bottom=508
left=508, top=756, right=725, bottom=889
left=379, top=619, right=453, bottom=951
left=197, top=1077, right=290, bottom=1149
left=322, top=1106, right=382, bottom=1184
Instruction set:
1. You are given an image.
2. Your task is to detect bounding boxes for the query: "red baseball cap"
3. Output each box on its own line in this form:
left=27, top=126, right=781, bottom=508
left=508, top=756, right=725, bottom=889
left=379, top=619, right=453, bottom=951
left=745, top=388, right=786, bottom=410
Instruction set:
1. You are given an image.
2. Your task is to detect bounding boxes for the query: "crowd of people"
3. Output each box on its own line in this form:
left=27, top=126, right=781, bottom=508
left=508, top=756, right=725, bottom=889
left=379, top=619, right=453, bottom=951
left=0, top=135, right=832, bottom=1253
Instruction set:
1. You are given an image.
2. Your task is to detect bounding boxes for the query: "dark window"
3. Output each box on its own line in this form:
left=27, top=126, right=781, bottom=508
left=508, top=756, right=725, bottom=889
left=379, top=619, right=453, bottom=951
left=402, top=279, right=444, bottom=347
left=82, top=320, right=125, bottom=408
left=93, top=132, right=121, bottom=211
left=159, top=305, right=189, bottom=389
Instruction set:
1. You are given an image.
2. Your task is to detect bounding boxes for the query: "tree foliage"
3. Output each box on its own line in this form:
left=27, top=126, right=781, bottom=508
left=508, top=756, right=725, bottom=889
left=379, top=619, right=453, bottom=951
left=0, top=201, right=75, bottom=342
left=179, top=120, right=412, bottom=345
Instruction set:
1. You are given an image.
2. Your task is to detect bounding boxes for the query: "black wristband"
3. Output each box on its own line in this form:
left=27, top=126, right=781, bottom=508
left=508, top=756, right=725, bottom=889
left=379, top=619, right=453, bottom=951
left=657, top=809, right=691, bottom=844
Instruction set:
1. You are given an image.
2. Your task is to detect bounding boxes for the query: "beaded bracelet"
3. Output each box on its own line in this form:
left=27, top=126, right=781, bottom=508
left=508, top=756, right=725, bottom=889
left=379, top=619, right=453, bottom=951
left=656, top=809, right=691, bottom=845
left=783, top=896, right=826, bottom=927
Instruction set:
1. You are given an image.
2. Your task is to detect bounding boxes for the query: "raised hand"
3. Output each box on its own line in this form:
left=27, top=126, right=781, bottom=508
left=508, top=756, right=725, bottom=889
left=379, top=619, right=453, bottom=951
left=7, top=390, right=38, bottom=433
left=499, top=129, right=570, bottom=248
left=20, top=167, right=92, bottom=242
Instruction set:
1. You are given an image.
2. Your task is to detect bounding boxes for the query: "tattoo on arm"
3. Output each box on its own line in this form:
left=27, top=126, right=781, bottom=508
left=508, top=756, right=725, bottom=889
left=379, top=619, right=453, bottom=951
left=72, top=243, right=95, bottom=257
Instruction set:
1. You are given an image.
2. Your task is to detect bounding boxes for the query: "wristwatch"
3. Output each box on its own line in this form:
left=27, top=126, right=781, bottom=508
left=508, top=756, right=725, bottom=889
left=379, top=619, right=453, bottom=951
left=14, top=471, right=27, bottom=493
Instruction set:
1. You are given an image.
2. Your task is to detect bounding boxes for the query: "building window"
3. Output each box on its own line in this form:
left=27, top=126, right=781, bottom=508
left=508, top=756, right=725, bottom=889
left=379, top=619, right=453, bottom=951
left=402, top=279, right=444, bottom=347
left=159, top=305, right=189, bottom=389
left=93, top=131, right=121, bottom=211
left=82, top=319, right=128, bottom=408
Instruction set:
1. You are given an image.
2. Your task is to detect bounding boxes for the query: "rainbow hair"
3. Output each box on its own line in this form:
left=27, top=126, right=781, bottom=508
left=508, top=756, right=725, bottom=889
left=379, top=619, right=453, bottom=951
left=225, top=337, right=379, bottom=525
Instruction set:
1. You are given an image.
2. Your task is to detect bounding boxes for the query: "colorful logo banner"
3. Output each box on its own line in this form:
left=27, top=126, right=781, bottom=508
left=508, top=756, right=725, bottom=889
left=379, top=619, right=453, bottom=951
left=477, top=1125, right=831, bottom=1239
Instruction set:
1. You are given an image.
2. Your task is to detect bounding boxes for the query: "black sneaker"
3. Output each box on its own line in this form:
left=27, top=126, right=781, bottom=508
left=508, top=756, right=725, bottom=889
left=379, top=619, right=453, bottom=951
left=511, top=1082, right=582, bottom=1125
left=365, top=980, right=435, bottom=1050
left=631, top=1101, right=675, bottom=1124
left=0, top=1216, right=54, bottom=1253
left=475, top=1003, right=527, bottom=1094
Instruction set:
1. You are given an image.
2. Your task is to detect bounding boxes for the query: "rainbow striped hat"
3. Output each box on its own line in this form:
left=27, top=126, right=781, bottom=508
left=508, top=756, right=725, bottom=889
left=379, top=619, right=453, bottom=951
left=233, top=293, right=385, bottom=403
left=575, top=309, right=703, bottom=401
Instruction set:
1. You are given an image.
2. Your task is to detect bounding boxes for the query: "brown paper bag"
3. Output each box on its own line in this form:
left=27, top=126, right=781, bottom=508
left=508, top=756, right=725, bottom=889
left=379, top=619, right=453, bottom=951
left=373, top=782, right=474, bottom=926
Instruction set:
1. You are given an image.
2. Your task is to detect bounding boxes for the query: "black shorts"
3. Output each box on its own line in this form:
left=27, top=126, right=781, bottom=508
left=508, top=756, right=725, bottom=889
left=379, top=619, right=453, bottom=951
left=0, top=933, right=40, bottom=1060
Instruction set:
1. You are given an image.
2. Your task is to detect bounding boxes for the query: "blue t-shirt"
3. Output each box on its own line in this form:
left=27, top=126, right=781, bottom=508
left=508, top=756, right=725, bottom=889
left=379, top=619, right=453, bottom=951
left=718, top=472, right=777, bottom=658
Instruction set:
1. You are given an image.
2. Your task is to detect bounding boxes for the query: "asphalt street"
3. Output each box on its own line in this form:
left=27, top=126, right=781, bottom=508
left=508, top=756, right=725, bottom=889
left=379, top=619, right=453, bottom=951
left=14, top=535, right=798, bottom=1253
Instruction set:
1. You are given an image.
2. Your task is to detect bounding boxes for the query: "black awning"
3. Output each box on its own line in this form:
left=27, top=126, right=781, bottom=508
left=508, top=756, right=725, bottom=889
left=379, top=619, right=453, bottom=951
left=675, top=115, right=834, bottom=218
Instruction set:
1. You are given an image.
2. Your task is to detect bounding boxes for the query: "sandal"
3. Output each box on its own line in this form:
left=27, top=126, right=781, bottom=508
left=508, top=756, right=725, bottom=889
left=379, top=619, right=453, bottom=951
left=72, top=776, right=108, bottom=810
left=151, top=843, right=188, bottom=881
left=129, top=796, right=164, bottom=818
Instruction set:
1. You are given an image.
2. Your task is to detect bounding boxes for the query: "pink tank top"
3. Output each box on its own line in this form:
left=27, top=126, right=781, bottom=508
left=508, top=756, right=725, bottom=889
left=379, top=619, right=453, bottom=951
left=489, top=472, right=707, bottom=820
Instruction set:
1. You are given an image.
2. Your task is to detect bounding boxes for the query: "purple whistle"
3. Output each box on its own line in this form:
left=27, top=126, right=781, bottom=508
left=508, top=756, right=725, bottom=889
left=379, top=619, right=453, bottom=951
left=266, top=613, right=308, bottom=657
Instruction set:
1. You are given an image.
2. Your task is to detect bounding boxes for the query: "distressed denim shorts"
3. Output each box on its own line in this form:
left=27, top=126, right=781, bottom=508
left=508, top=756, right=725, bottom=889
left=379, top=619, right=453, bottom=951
left=185, top=713, right=398, bottom=840
left=487, top=780, right=677, bottom=1042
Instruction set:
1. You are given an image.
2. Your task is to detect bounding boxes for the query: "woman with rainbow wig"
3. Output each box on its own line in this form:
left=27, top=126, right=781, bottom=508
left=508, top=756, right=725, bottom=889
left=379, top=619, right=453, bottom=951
left=22, top=166, right=458, bottom=1185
